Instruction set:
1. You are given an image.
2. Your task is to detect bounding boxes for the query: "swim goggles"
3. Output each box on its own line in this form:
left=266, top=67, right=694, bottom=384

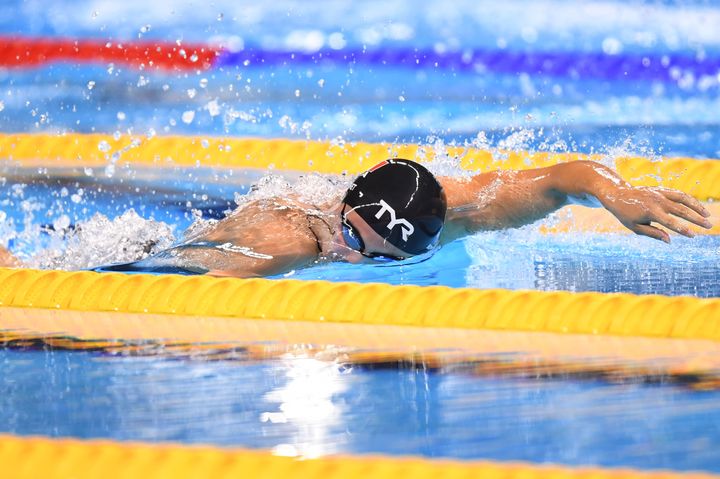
left=340, top=205, right=404, bottom=263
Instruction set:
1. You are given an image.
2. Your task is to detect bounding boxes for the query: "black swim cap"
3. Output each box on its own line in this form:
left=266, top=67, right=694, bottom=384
left=342, top=159, right=447, bottom=256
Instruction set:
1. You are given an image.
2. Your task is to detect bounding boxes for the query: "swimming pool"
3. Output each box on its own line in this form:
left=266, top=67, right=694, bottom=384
left=1, top=0, right=720, bottom=477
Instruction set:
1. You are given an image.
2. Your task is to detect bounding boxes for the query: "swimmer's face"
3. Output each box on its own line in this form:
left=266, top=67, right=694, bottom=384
left=330, top=204, right=411, bottom=264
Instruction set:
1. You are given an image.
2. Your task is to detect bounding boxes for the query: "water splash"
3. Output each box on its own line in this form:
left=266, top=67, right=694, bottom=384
left=30, top=209, right=175, bottom=270
left=234, top=172, right=349, bottom=209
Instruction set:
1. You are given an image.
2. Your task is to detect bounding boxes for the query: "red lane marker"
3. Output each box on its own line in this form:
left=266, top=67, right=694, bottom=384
left=0, top=36, right=221, bottom=71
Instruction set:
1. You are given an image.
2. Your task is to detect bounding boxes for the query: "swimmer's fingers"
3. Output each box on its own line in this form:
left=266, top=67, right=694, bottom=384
left=631, top=223, right=670, bottom=243
left=651, top=211, right=697, bottom=238
left=663, top=201, right=713, bottom=230
left=654, top=188, right=711, bottom=219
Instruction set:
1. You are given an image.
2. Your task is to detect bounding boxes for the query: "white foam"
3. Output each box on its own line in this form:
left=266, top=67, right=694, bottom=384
left=30, top=209, right=176, bottom=270
left=235, top=172, right=349, bottom=209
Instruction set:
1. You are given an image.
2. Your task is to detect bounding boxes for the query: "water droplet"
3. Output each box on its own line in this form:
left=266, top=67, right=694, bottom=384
left=317, top=79, right=325, bottom=87
left=295, top=89, right=300, bottom=97
left=206, top=99, right=220, bottom=117
left=116, top=111, right=126, bottom=121
left=199, top=78, right=208, bottom=88
left=398, top=95, right=405, bottom=102
left=53, top=215, right=71, bottom=231
left=91, top=11, right=99, bottom=18
left=190, top=53, right=198, bottom=63
left=602, top=37, right=623, bottom=55
left=201, top=139, right=210, bottom=148
left=217, top=13, right=224, bottom=21
left=0, top=101, right=4, bottom=112
left=182, top=110, right=195, bottom=124
left=187, top=88, right=197, bottom=99
left=140, top=24, right=151, bottom=34
left=87, top=81, right=96, bottom=90
left=98, top=140, right=111, bottom=152
left=328, top=32, right=346, bottom=50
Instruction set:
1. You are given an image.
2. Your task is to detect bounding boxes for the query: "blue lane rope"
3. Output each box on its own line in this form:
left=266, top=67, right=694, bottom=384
left=216, top=47, right=719, bottom=82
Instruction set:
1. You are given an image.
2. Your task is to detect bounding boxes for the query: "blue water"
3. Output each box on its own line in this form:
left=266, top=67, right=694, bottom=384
left=1, top=349, right=719, bottom=471
left=2, top=0, right=720, bottom=471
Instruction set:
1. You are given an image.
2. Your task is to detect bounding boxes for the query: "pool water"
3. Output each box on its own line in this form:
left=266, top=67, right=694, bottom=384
left=2, top=348, right=720, bottom=471
left=1, top=0, right=720, bottom=473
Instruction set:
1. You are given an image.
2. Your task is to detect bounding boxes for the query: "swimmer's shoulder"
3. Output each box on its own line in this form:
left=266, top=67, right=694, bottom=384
left=193, top=196, right=322, bottom=250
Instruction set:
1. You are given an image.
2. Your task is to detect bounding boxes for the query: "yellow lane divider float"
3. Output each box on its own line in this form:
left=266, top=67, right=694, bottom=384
left=2, top=434, right=716, bottom=479
left=1, top=268, right=719, bottom=340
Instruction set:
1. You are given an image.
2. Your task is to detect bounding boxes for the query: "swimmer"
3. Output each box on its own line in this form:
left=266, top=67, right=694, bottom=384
left=0, top=159, right=712, bottom=277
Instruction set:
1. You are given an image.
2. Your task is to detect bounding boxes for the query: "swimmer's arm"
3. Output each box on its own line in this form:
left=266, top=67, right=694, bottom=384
left=166, top=242, right=320, bottom=278
left=171, top=219, right=322, bottom=278
left=174, top=200, right=325, bottom=278
left=439, top=160, right=712, bottom=243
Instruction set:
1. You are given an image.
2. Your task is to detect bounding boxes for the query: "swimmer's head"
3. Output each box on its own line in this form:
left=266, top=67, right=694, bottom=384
left=341, top=159, right=446, bottom=259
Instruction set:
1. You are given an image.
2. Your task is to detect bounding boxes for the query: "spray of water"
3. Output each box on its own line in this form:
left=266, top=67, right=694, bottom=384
left=29, top=209, right=175, bottom=270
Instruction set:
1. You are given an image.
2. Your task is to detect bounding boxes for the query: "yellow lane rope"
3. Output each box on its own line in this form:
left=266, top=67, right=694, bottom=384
left=1, top=435, right=716, bottom=479
left=1, top=268, right=719, bottom=341
left=1, top=133, right=719, bottom=199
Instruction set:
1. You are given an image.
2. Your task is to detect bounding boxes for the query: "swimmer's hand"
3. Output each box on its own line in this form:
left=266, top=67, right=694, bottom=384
left=597, top=185, right=712, bottom=243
